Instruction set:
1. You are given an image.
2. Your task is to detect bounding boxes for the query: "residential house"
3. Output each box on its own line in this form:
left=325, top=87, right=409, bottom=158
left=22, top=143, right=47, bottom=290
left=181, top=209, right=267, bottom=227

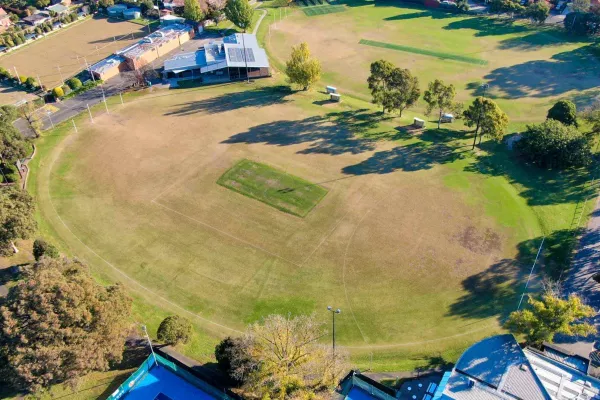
left=22, top=13, right=50, bottom=26
left=0, top=8, right=12, bottom=32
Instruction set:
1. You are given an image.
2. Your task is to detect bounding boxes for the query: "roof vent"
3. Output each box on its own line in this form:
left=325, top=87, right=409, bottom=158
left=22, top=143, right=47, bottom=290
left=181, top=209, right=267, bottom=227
left=519, top=364, right=528, bottom=371
left=468, top=379, right=475, bottom=388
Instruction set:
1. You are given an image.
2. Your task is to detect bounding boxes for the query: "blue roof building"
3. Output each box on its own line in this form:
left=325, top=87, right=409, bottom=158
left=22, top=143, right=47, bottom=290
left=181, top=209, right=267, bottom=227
left=108, top=353, right=235, bottom=400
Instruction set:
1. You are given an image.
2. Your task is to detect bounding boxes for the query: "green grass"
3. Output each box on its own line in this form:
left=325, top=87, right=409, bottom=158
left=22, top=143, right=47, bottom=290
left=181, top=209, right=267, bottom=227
left=301, top=4, right=346, bottom=16
left=359, top=38, right=488, bottom=65
left=217, top=159, right=328, bottom=217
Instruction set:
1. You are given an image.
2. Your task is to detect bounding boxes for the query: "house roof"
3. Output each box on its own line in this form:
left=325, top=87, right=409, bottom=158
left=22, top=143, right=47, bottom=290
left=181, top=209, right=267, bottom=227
left=441, top=335, right=550, bottom=400
left=163, top=33, right=269, bottom=73
left=90, top=54, right=125, bottom=74
left=23, top=13, right=49, bottom=23
left=117, top=23, right=191, bottom=60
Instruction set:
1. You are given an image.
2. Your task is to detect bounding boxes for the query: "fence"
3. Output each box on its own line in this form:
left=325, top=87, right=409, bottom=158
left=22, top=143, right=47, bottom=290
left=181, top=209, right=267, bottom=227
left=107, top=353, right=235, bottom=400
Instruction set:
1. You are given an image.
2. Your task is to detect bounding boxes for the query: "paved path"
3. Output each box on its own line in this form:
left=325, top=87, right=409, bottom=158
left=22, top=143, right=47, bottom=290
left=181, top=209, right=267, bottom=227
left=556, top=194, right=600, bottom=357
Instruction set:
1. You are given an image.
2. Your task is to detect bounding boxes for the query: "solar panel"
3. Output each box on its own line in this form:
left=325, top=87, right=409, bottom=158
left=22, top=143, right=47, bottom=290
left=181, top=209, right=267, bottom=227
left=228, top=48, right=255, bottom=63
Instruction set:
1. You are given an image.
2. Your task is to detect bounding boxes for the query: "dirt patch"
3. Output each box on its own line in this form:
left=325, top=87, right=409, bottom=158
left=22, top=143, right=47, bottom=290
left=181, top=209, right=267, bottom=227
left=457, top=225, right=502, bottom=254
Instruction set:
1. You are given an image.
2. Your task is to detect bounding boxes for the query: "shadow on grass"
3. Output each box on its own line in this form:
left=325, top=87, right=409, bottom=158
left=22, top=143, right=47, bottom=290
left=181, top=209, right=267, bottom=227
left=481, top=46, right=600, bottom=99
left=497, top=29, right=591, bottom=51
left=449, top=228, right=583, bottom=321
left=222, top=108, right=387, bottom=155
left=384, top=9, right=457, bottom=21
left=465, top=139, right=596, bottom=207
left=164, top=85, right=294, bottom=116
left=443, top=16, right=531, bottom=37
left=340, top=128, right=468, bottom=174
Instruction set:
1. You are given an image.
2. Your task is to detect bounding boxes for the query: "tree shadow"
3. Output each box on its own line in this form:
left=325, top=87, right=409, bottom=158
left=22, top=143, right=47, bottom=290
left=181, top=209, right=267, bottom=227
left=443, top=17, right=531, bottom=37
left=164, top=85, right=294, bottom=116
left=482, top=46, right=600, bottom=99
left=340, top=128, right=467, bottom=175
left=497, top=30, right=589, bottom=51
left=384, top=9, right=458, bottom=21
left=449, top=229, right=583, bottom=322
left=222, top=109, right=384, bottom=155
left=464, top=139, right=596, bottom=207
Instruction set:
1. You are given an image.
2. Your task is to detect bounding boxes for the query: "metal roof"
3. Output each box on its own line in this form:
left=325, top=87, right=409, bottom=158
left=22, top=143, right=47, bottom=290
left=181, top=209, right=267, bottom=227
left=90, top=55, right=125, bottom=74
left=46, top=3, right=69, bottom=13
left=163, top=33, right=269, bottom=73
left=116, top=23, right=191, bottom=60
left=443, top=335, right=550, bottom=400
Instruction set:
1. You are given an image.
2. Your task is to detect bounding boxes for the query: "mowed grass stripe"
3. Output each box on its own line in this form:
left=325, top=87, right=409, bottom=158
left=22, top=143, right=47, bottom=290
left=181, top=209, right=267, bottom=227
left=359, top=39, right=488, bottom=66
left=217, top=159, right=328, bottom=217
left=302, top=5, right=346, bottom=16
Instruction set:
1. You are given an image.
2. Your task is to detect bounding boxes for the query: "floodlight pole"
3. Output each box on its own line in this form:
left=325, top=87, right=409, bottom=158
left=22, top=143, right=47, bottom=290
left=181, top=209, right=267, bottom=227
left=327, top=306, right=341, bottom=355
left=142, top=325, right=159, bottom=367
left=241, top=32, right=249, bottom=83
left=517, top=237, right=545, bottom=311
left=84, top=57, right=96, bottom=83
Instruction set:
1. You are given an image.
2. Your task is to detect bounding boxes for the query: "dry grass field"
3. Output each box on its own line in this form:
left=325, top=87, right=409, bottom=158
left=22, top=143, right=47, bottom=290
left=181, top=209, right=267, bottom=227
left=265, top=1, right=600, bottom=126
left=0, top=17, right=148, bottom=89
left=30, top=83, right=556, bottom=364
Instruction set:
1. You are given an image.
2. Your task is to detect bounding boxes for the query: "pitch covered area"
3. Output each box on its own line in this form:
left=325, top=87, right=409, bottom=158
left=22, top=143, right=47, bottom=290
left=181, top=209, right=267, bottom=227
left=32, top=82, right=594, bottom=370
left=217, top=159, right=328, bottom=217
left=0, top=17, right=147, bottom=89
left=265, top=0, right=600, bottom=126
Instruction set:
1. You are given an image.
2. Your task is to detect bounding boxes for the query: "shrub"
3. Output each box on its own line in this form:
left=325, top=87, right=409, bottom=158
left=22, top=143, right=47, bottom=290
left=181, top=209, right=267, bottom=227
left=157, top=315, right=192, bottom=345
left=0, top=67, right=10, bottom=80
left=1, top=163, right=19, bottom=183
left=61, top=84, right=70, bottom=94
left=52, top=86, right=64, bottom=98
left=547, top=99, right=578, bottom=126
left=515, top=119, right=592, bottom=169
left=25, top=77, right=37, bottom=90
left=18, top=75, right=27, bottom=84
left=66, top=77, right=82, bottom=90
left=32, top=238, right=60, bottom=260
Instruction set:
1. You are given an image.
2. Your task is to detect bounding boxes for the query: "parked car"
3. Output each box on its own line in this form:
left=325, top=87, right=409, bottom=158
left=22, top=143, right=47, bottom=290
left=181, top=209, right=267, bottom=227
left=440, top=113, right=455, bottom=123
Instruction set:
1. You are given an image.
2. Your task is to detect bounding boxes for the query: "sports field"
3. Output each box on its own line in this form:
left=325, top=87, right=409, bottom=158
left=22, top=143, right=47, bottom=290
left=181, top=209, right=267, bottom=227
left=29, top=78, right=596, bottom=370
left=265, top=0, right=600, bottom=126
left=0, top=17, right=147, bottom=89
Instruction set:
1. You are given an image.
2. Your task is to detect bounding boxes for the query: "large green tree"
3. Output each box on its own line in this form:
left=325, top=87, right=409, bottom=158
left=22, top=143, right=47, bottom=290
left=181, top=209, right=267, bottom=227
left=463, top=97, right=509, bottom=148
left=505, top=292, right=596, bottom=345
left=367, top=60, right=420, bottom=116
left=525, top=1, right=550, bottom=24
left=515, top=119, right=592, bottom=169
left=224, top=0, right=254, bottom=31
left=285, top=42, right=321, bottom=90
left=0, top=258, right=132, bottom=392
left=0, top=186, right=36, bottom=256
left=184, top=0, right=204, bottom=22
left=423, top=79, right=457, bottom=129
left=547, top=99, right=578, bottom=127
left=0, top=122, right=28, bottom=164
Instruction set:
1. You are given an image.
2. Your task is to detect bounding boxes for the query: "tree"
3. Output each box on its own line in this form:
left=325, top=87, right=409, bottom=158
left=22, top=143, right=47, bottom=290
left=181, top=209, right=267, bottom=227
left=140, top=0, right=154, bottom=16
left=32, top=238, right=59, bottom=261
left=52, top=86, right=64, bottom=99
left=35, top=0, right=49, bottom=8
left=525, top=1, right=550, bottom=24
left=25, top=77, right=37, bottom=91
left=489, top=0, right=525, bottom=15
left=224, top=0, right=254, bottom=31
left=66, top=77, right=82, bottom=90
left=515, top=119, right=592, bottom=169
left=19, top=102, right=42, bottom=137
left=183, top=0, right=204, bottom=22
left=564, top=10, right=600, bottom=35
left=463, top=97, right=509, bottom=148
left=572, top=0, right=590, bottom=13
left=456, top=0, right=469, bottom=12
left=547, top=99, right=577, bottom=126
left=0, top=187, right=36, bottom=256
left=0, top=122, right=28, bottom=163
left=0, top=258, right=132, bottom=392
left=98, top=0, right=115, bottom=8
left=285, top=42, right=321, bottom=91
left=367, top=59, right=394, bottom=114
left=0, top=105, right=19, bottom=124
left=228, top=314, right=349, bottom=399
left=505, top=291, right=596, bottom=345
left=367, top=60, right=420, bottom=116
left=215, top=336, right=254, bottom=384
left=423, top=79, right=457, bottom=129
left=157, top=315, right=192, bottom=345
